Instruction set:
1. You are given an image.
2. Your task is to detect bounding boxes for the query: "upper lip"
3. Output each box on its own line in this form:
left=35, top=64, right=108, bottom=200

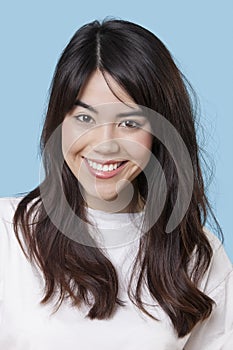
left=82, top=157, right=127, bottom=165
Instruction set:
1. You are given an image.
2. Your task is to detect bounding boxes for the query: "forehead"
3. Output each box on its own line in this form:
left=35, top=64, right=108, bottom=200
left=77, top=69, right=136, bottom=107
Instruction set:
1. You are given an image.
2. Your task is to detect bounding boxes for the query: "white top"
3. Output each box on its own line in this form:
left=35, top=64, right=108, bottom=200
left=0, top=197, right=232, bottom=350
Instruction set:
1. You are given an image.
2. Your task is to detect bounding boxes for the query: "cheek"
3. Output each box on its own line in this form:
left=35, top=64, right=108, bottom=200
left=141, top=132, right=153, bottom=150
left=62, top=119, right=84, bottom=159
left=125, top=131, right=153, bottom=163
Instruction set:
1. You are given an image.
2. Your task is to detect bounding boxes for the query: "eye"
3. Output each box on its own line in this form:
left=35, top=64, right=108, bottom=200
left=119, top=120, right=141, bottom=129
left=75, top=114, right=95, bottom=124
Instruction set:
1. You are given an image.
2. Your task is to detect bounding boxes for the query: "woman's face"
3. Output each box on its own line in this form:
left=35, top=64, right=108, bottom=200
left=62, top=69, right=153, bottom=212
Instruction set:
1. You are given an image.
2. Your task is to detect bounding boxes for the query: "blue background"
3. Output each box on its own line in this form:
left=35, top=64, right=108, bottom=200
left=0, top=0, right=232, bottom=261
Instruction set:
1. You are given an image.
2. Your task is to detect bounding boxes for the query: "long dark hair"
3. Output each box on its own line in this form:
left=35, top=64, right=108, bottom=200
left=14, top=18, right=222, bottom=337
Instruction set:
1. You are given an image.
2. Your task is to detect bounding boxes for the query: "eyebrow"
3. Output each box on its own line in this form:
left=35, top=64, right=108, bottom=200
left=75, top=100, right=98, bottom=113
left=74, top=99, right=145, bottom=118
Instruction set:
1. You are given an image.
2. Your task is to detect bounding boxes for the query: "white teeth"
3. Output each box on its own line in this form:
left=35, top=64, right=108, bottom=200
left=86, top=159, right=123, bottom=172
left=102, top=165, right=109, bottom=171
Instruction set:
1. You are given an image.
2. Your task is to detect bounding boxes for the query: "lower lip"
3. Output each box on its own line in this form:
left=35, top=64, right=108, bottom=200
left=84, top=159, right=128, bottom=179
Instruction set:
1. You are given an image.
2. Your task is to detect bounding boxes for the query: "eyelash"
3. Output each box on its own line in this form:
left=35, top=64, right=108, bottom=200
left=119, top=120, right=141, bottom=128
left=75, top=114, right=94, bottom=124
left=74, top=115, right=142, bottom=129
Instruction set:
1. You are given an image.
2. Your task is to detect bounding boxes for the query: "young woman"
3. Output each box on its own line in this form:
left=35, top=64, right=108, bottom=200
left=0, top=19, right=232, bottom=349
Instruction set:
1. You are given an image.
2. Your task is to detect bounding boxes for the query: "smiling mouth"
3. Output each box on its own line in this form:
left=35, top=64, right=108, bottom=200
left=87, top=159, right=126, bottom=172
left=82, top=157, right=128, bottom=178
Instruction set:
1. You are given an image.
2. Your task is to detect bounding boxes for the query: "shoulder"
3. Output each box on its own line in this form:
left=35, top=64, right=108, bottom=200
left=0, top=197, right=30, bottom=286
left=201, top=226, right=233, bottom=295
left=203, top=226, right=222, bottom=251
left=0, top=196, right=24, bottom=224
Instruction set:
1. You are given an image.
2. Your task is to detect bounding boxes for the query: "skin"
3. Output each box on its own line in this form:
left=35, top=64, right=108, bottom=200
left=62, top=69, right=153, bottom=213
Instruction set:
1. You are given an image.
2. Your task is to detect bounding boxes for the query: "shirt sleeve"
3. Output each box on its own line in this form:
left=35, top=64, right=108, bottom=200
left=184, top=230, right=233, bottom=350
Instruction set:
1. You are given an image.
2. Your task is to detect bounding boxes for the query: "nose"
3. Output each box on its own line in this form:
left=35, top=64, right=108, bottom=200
left=92, top=122, right=120, bottom=155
